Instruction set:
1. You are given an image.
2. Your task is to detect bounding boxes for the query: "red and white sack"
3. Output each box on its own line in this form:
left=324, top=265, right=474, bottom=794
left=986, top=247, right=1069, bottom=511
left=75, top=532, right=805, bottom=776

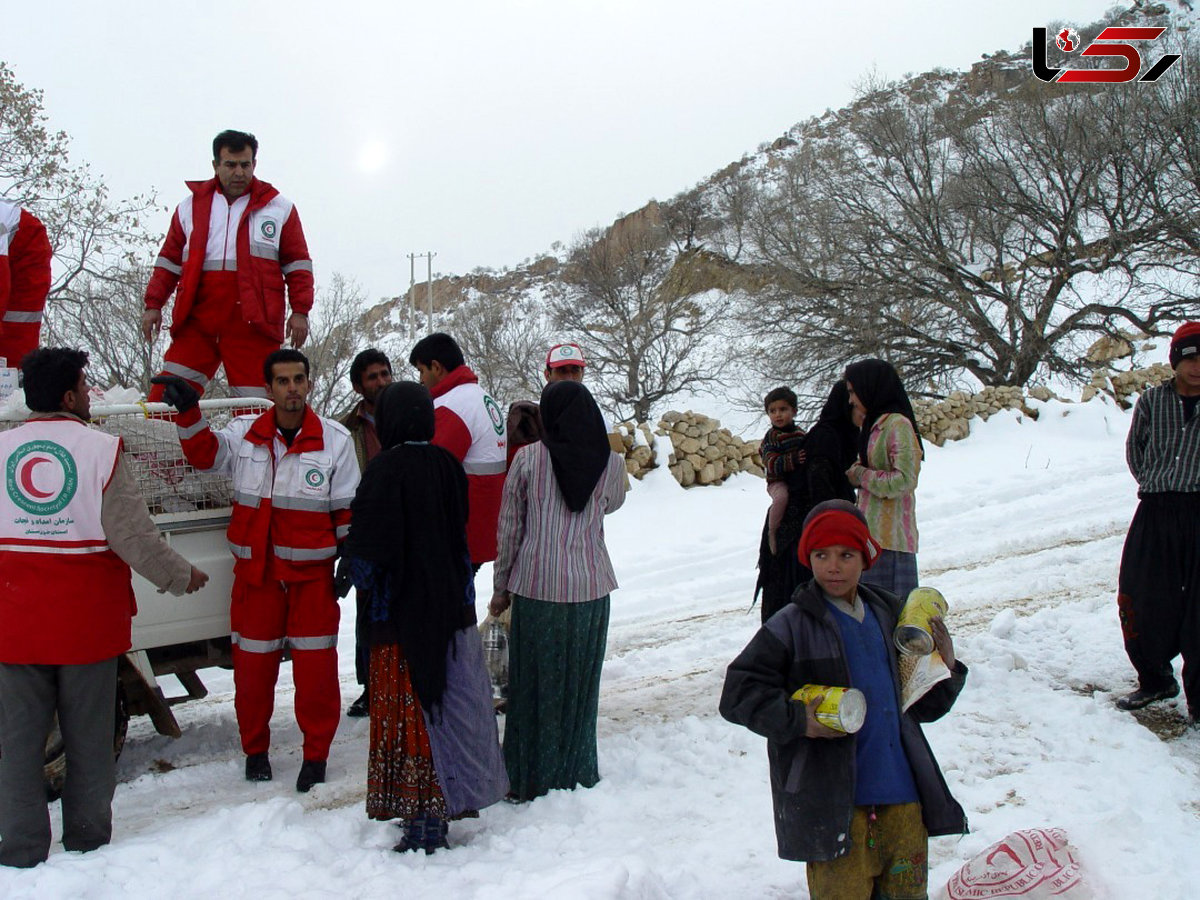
left=944, top=828, right=1090, bottom=899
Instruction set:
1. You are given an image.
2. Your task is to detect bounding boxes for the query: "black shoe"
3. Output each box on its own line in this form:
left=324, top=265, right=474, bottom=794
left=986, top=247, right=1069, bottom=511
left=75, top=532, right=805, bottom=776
left=1116, top=683, right=1180, bottom=710
left=347, top=690, right=369, bottom=718
left=296, top=759, right=327, bottom=793
left=245, top=752, right=272, bottom=782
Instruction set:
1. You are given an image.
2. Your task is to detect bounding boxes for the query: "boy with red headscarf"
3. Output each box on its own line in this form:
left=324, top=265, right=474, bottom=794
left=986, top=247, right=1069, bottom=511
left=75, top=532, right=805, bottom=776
left=721, top=500, right=967, bottom=899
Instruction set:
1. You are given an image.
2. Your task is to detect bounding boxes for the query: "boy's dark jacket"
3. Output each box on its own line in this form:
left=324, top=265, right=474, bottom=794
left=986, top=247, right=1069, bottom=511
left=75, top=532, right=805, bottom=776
left=719, top=580, right=968, bottom=861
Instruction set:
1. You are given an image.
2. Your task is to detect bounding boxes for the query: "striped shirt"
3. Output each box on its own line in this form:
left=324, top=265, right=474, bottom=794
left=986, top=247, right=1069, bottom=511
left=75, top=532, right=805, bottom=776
left=1126, top=381, right=1200, bottom=494
left=850, top=413, right=921, bottom=554
left=493, top=442, right=627, bottom=603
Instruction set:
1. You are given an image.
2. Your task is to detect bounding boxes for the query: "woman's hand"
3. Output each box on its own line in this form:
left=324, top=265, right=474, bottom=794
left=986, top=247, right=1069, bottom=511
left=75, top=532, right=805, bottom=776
left=845, top=463, right=865, bottom=487
left=929, top=616, right=956, bottom=669
left=803, top=694, right=847, bottom=739
left=489, top=590, right=512, bottom=617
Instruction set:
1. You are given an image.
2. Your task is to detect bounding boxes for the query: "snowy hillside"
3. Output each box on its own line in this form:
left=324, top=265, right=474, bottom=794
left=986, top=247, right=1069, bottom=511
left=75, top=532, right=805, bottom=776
left=2, top=395, right=1197, bottom=899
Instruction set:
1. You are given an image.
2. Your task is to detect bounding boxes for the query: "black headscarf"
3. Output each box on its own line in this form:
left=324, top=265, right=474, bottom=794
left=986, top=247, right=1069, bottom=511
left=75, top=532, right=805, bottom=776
left=806, top=381, right=859, bottom=474
left=539, top=381, right=610, bottom=513
left=844, top=359, right=924, bottom=466
left=344, top=381, right=470, bottom=713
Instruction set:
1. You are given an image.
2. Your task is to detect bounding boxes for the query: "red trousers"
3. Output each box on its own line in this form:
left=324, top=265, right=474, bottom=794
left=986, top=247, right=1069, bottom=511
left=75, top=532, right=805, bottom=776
left=230, top=573, right=340, bottom=761
left=0, top=318, right=41, bottom=371
left=148, top=272, right=278, bottom=401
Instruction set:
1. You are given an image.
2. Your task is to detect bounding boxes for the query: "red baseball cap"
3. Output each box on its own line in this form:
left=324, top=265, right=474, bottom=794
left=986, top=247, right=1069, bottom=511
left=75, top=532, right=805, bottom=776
left=546, top=343, right=586, bottom=369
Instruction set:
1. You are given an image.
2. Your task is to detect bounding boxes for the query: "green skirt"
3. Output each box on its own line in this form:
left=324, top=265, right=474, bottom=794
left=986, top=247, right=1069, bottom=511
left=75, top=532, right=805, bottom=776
left=504, top=594, right=610, bottom=801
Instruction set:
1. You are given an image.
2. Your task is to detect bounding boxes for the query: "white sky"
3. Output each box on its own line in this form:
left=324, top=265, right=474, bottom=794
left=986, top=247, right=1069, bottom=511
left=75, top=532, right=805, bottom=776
left=7, top=0, right=1116, bottom=301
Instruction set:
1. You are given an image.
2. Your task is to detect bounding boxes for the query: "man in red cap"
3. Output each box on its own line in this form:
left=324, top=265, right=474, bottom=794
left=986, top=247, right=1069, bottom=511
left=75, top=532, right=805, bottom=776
left=1116, top=321, right=1200, bottom=718
left=543, top=342, right=624, bottom=454
left=720, top=500, right=967, bottom=899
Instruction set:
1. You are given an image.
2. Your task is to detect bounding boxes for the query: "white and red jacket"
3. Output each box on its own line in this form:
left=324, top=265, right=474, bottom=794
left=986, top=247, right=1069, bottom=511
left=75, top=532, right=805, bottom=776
left=0, top=199, right=52, bottom=364
left=175, top=404, right=358, bottom=584
left=144, top=177, right=313, bottom=342
left=0, top=418, right=134, bottom=664
left=430, top=365, right=507, bottom=563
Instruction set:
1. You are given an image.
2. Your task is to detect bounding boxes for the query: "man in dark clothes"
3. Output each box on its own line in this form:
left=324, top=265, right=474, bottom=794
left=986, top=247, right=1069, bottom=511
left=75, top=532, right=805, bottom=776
left=1116, top=321, right=1200, bottom=718
left=340, top=348, right=393, bottom=718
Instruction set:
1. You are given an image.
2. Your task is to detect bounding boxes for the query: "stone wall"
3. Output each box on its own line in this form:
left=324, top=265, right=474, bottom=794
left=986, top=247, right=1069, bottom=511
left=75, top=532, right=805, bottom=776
left=611, top=411, right=764, bottom=486
left=609, top=362, right=1176, bottom=485
left=913, top=364, right=1175, bottom=446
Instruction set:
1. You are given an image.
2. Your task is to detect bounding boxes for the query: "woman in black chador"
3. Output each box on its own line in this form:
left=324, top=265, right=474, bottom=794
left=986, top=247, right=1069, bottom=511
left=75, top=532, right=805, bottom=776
left=754, top=381, right=858, bottom=622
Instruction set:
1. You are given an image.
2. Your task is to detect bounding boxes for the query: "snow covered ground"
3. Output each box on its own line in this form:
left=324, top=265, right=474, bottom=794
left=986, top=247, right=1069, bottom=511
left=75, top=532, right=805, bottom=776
left=3, top=394, right=1197, bottom=899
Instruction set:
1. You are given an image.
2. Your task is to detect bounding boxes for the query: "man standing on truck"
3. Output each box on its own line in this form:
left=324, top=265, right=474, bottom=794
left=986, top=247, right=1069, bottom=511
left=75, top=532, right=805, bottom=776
left=0, top=348, right=208, bottom=868
left=339, top=348, right=392, bottom=718
left=154, top=349, right=358, bottom=792
left=0, top=199, right=52, bottom=368
left=142, top=129, right=314, bottom=401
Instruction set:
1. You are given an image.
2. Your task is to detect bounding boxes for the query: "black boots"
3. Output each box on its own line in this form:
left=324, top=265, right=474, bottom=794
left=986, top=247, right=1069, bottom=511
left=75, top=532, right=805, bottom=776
left=346, top=690, right=369, bottom=718
left=392, top=815, right=449, bottom=854
left=245, top=753, right=326, bottom=791
left=296, top=759, right=327, bottom=793
left=1116, top=682, right=1180, bottom=711
left=245, top=752, right=272, bottom=782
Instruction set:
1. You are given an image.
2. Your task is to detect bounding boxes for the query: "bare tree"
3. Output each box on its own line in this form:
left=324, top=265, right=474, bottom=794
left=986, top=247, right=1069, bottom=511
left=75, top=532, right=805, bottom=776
left=448, top=289, right=550, bottom=405
left=41, top=262, right=163, bottom=392
left=550, top=218, right=726, bottom=422
left=0, top=62, right=159, bottom=304
left=745, top=63, right=1197, bottom=393
left=303, top=273, right=372, bottom=417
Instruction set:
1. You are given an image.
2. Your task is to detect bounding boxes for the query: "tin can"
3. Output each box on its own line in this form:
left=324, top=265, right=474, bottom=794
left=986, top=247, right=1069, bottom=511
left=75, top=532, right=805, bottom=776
left=894, top=587, right=949, bottom=656
left=790, top=684, right=867, bottom=734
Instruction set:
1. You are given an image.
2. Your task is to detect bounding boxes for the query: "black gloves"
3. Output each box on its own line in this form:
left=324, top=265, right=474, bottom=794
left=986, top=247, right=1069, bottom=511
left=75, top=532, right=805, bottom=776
left=150, top=375, right=200, bottom=413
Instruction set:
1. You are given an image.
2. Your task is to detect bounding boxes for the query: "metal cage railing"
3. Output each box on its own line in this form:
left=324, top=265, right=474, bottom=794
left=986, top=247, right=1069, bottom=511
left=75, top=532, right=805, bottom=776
left=0, top=399, right=273, bottom=517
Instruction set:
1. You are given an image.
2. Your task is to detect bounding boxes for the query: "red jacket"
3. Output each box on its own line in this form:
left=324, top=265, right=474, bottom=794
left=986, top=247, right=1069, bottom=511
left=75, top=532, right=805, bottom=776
left=144, top=177, right=313, bottom=342
left=175, top=404, right=359, bottom=585
left=0, top=202, right=52, bottom=358
left=430, top=366, right=507, bottom=564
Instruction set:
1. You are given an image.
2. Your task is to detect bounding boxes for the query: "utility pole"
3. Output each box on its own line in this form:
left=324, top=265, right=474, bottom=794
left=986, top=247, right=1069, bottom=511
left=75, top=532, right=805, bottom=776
left=425, top=251, right=437, bottom=331
left=406, top=253, right=417, bottom=335
left=407, top=251, right=437, bottom=332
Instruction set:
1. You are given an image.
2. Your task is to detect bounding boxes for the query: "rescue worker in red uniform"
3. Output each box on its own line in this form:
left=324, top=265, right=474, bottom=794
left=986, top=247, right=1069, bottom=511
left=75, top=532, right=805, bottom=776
left=142, top=130, right=313, bottom=401
left=0, top=348, right=208, bottom=868
left=409, top=333, right=507, bottom=569
left=0, top=199, right=52, bottom=366
left=154, top=349, right=359, bottom=792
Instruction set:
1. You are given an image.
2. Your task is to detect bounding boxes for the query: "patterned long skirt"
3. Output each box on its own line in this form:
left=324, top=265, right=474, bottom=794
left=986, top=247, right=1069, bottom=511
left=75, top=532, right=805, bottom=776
left=503, top=594, right=610, bottom=801
left=366, top=643, right=447, bottom=822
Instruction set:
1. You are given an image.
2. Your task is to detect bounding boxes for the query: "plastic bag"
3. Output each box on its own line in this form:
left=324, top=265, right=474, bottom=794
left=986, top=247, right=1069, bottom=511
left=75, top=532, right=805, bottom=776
left=944, top=828, right=1090, bottom=899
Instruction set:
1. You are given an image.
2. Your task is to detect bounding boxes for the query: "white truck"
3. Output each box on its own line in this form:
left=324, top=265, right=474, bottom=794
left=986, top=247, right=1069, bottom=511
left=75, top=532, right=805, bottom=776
left=0, top=398, right=270, bottom=798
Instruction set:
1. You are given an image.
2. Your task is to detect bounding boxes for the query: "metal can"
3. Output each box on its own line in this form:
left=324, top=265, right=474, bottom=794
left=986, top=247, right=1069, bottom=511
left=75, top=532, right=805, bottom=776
left=894, top=587, right=949, bottom=656
left=481, top=618, right=509, bottom=701
left=791, top=684, right=867, bottom=734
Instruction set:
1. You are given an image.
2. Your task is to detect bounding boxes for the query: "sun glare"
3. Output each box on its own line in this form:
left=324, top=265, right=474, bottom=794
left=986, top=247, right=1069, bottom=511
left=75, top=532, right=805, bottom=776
left=356, top=141, right=388, bottom=174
